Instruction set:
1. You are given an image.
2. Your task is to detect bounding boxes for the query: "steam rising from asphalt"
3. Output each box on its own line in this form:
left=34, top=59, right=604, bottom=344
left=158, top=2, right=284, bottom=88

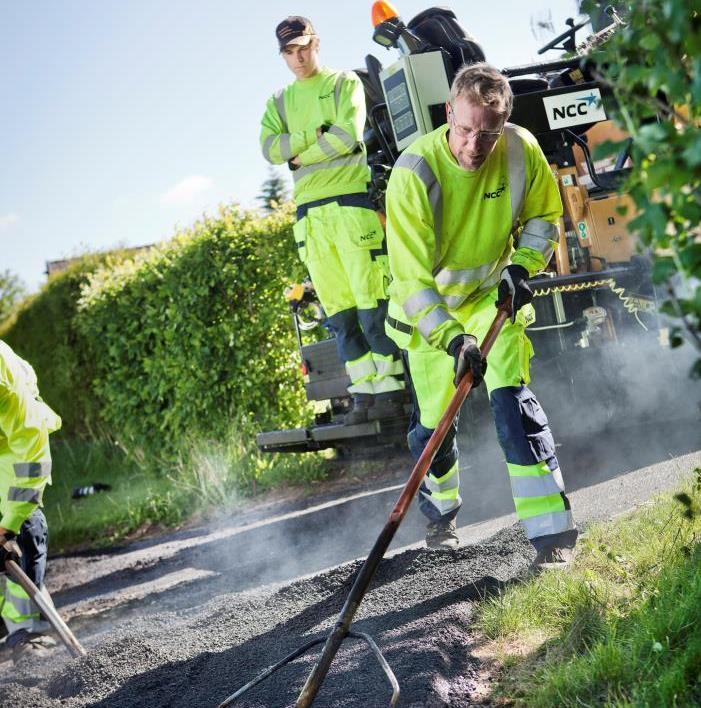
left=192, top=324, right=700, bottom=597
left=40, top=321, right=700, bottom=666
left=523, top=325, right=699, bottom=488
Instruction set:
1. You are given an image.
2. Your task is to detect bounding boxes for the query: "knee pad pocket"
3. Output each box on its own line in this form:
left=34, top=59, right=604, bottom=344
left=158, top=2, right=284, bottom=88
left=408, top=419, right=458, bottom=476
left=490, top=386, right=556, bottom=466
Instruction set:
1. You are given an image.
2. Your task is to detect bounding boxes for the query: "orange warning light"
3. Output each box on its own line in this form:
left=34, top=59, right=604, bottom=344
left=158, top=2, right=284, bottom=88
left=371, top=1, right=399, bottom=27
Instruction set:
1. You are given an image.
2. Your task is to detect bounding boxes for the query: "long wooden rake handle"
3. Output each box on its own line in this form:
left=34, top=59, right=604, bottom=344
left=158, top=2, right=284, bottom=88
left=296, top=300, right=511, bottom=707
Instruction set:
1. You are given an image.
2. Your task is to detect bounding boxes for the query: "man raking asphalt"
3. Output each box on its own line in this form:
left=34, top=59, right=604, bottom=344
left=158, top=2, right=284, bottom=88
left=218, top=299, right=511, bottom=708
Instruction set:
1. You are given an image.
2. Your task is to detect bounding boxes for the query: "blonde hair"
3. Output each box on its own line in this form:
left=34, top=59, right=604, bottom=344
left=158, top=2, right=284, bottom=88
left=449, top=62, right=513, bottom=118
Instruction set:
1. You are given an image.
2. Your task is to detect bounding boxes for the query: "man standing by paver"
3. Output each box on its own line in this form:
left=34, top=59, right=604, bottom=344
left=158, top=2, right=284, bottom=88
left=384, top=63, right=578, bottom=565
left=260, top=16, right=405, bottom=424
left=0, top=339, right=61, bottom=661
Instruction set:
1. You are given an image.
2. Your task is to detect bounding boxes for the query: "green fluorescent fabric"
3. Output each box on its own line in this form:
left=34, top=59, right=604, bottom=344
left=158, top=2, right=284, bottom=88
left=0, top=340, right=61, bottom=533
left=293, top=202, right=389, bottom=315
left=345, top=351, right=376, bottom=394
left=421, top=461, right=460, bottom=516
left=260, top=66, right=370, bottom=205
left=1, top=578, right=50, bottom=634
left=397, top=288, right=534, bottom=429
left=371, top=352, right=405, bottom=394
left=385, top=122, right=562, bottom=352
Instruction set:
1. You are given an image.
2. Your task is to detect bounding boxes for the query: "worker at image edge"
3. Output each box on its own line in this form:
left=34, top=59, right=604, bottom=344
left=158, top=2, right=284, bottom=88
left=384, top=62, right=578, bottom=564
left=0, top=339, right=61, bottom=662
left=260, top=15, right=406, bottom=424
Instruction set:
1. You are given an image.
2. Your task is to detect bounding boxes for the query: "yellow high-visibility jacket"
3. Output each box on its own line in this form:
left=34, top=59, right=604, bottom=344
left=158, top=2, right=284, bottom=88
left=385, top=122, right=563, bottom=351
left=0, top=340, right=61, bottom=533
left=260, top=66, right=370, bottom=205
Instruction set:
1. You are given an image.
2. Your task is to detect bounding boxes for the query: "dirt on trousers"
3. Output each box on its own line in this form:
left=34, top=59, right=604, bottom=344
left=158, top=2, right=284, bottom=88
left=0, top=525, right=532, bottom=708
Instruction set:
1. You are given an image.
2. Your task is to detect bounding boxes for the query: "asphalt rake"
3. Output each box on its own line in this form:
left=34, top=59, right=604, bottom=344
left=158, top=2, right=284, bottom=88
left=218, top=300, right=512, bottom=708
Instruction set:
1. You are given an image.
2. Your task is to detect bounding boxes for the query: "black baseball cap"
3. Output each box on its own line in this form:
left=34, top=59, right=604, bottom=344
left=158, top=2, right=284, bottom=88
left=276, top=16, right=316, bottom=52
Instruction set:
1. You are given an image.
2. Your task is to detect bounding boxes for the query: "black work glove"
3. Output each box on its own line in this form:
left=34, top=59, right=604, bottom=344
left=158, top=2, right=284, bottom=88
left=447, top=334, right=486, bottom=388
left=496, top=264, right=533, bottom=324
left=0, top=534, right=22, bottom=569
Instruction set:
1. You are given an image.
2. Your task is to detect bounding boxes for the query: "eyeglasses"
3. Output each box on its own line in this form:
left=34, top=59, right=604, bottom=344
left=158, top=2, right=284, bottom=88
left=448, top=108, right=504, bottom=144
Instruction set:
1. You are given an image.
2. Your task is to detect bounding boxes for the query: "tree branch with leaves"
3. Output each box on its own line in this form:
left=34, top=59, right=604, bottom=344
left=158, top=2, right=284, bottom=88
left=0, top=269, right=27, bottom=323
left=585, top=0, right=701, bottom=376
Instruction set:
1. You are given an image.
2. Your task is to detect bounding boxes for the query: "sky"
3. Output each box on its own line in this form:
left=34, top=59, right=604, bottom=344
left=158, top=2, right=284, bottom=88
left=1, top=1, right=583, bottom=292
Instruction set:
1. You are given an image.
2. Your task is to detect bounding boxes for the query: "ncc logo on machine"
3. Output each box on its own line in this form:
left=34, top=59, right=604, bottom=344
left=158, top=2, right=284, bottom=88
left=542, top=88, right=607, bottom=129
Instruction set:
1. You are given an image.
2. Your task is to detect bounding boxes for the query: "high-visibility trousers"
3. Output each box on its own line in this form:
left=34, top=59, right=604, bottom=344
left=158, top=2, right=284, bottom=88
left=392, top=287, right=577, bottom=551
left=1, top=509, right=51, bottom=644
left=294, top=195, right=404, bottom=396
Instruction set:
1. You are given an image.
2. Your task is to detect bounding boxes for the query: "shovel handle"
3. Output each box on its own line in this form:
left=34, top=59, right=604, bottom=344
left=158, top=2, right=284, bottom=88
left=5, top=559, right=87, bottom=658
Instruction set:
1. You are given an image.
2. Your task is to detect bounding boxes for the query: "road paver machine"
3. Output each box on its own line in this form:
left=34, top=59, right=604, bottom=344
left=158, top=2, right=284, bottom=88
left=257, top=4, right=662, bottom=455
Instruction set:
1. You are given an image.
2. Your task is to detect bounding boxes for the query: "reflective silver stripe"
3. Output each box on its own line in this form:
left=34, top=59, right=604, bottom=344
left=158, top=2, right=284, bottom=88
left=434, top=263, right=494, bottom=287
left=403, top=288, right=443, bottom=318
left=279, top=134, right=293, bottom=161
left=0, top=610, right=48, bottom=633
left=373, top=378, right=405, bottom=393
left=419, top=489, right=461, bottom=516
left=1, top=616, right=35, bottom=632
left=510, top=470, right=565, bottom=498
left=417, top=308, right=455, bottom=340
left=519, top=218, right=559, bottom=259
left=262, top=135, right=275, bottom=162
left=474, top=252, right=512, bottom=295
left=394, top=152, right=443, bottom=246
left=317, top=134, right=338, bottom=158
left=14, top=462, right=51, bottom=478
left=521, top=510, right=575, bottom=539
left=348, top=380, right=374, bottom=395
left=6, top=593, right=36, bottom=619
left=345, top=359, right=377, bottom=381
left=424, top=472, right=459, bottom=494
left=334, top=72, right=350, bottom=109
left=505, top=124, right=526, bottom=223
left=434, top=261, right=502, bottom=308
left=274, top=90, right=287, bottom=129
left=2, top=583, right=51, bottom=634
left=293, top=152, right=365, bottom=181
left=8, top=487, right=42, bottom=504
left=328, top=124, right=356, bottom=149
left=443, top=293, right=468, bottom=309
left=375, top=358, right=404, bottom=376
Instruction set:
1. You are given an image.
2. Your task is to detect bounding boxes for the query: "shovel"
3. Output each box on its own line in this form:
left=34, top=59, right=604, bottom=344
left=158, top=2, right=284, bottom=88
left=4, top=557, right=86, bottom=659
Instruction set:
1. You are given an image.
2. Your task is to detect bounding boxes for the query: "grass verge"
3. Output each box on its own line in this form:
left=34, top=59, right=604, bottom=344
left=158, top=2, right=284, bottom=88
left=476, top=467, right=701, bottom=706
left=44, top=428, right=328, bottom=553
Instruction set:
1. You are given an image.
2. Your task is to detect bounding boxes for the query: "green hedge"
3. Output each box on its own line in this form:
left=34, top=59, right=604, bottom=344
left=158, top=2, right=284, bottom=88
left=0, top=254, right=125, bottom=435
left=1, top=204, right=311, bottom=455
left=75, top=204, right=309, bottom=453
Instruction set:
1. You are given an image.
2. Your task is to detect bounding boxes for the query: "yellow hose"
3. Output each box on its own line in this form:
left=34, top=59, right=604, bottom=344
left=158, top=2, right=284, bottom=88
left=533, top=278, right=652, bottom=330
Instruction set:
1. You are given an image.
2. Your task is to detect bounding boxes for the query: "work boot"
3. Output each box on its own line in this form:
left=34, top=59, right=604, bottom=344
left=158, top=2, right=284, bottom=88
left=367, top=393, right=406, bottom=421
left=425, top=518, right=459, bottom=551
left=530, top=545, right=576, bottom=573
left=343, top=394, right=374, bottom=425
left=11, top=633, right=57, bottom=664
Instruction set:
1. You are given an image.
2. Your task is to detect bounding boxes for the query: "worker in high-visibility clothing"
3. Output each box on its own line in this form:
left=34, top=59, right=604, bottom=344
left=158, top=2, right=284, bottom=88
left=260, top=16, right=405, bottom=423
left=0, top=340, right=61, bottom=661
left=385, top=63, right=577, bottom=565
